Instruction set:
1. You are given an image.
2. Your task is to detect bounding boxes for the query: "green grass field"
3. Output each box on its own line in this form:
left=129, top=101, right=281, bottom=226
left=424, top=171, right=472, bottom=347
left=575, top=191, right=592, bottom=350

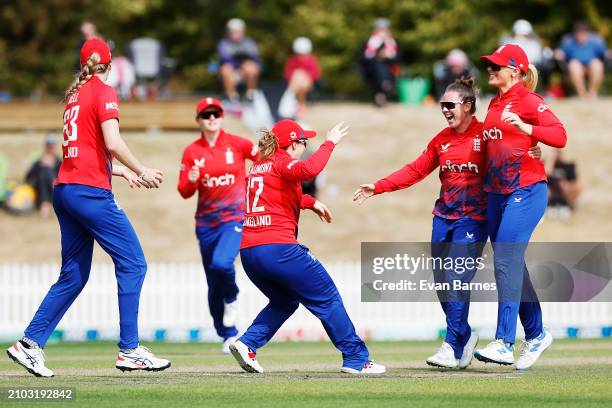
left=1, top=339, right=611, bottom=407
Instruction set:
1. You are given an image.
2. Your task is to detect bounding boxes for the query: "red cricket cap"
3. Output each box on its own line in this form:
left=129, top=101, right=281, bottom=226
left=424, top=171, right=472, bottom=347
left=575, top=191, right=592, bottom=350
left=80, top=38, right=112, bottom=66
left=196, top=97, right=224, bottom=116
left=480, top=44, right=529, bottom=73
left=272, top=119, right=316, bottom=148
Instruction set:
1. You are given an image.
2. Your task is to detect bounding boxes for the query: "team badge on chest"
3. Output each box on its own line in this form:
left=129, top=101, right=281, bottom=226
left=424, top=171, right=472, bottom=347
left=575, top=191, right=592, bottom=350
left=473, top=137, right=481, bottom=152
left=226, top=148, right=234, bottom=164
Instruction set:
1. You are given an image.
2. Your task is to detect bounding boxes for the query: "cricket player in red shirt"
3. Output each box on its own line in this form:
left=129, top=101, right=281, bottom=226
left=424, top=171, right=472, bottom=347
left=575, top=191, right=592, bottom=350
left=178, top=97, right=258, bottom=354
left=7, top=39, right=170, bottom=377
left=229, top=120, right=385, bottom=374
left=474, top=44, right=567, bottom=369
left=354, top=77, right=542, bottom=369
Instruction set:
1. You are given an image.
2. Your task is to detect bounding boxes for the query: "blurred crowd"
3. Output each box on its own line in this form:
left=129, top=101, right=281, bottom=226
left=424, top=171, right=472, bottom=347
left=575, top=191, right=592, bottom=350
left=2, top=17, right=605, bottom=220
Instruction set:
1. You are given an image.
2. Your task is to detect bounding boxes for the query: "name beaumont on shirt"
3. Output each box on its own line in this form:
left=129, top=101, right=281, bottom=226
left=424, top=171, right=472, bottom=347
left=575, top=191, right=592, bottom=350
left=249, top=163, right=273, bottom=175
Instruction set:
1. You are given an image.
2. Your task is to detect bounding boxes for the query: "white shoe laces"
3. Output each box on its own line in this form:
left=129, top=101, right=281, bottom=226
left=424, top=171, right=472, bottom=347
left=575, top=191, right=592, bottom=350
left=518, top=338, right=536, bottom=358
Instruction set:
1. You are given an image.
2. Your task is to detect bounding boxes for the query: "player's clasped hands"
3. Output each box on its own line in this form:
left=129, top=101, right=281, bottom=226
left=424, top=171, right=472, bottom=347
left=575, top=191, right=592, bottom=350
left=326, top=122, right=349, bottom=145
left=139, top=167, right=164, bottom=188
left=353, top=183, right=375, bottom=205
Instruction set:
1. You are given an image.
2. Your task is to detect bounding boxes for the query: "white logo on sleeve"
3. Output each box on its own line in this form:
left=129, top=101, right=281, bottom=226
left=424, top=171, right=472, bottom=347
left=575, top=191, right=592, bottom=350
left=234, top=226, right=243, bottom=233
left=537, top=103, right=550, bottom=113
left=287, top=160, right=299, bottom=169
left=441, top=143, right=451, bottom=152
left=251, top=145, right=258, bottom=157
left=514, top=197, right=523, bottom=203
left=105, top=102, right=119, bottom=111
left=466, top=232, right=474, bottom=240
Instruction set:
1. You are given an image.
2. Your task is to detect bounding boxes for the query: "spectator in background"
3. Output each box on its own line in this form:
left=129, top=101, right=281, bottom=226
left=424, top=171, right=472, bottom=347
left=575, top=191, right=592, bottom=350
left=545, top=149, right=581, bottom=219
left=105, top=44, right=136, bottom=100
left=433, top=49, right=479, bottom=99
left=25, top=134, right=61, bottom=218
left=360, top=18, right=399, bottom=107
left=501, top=19, right=554, bottom=90
left=128, top=37, right=165, bottom=100
left=75, top=21, right=102, bottom=70
left=278, top=37, right=321, bottom=119
left=217, top=18, right=261, bottom=103
left=555, top=21, right=608, bottom=99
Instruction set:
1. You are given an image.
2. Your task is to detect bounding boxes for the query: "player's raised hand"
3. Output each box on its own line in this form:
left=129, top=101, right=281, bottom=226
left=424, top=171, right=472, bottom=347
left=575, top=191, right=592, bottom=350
left=312, top=200, right=333, bottom=223
left=188, top=165, right=200, bottom=184
left=353, top=183, right=375, bottom=205
left=140, top=168, right=164, bottom=188
left=326, top=122, right=349, bottom=145
left=501, top=111, right=532, bottom=135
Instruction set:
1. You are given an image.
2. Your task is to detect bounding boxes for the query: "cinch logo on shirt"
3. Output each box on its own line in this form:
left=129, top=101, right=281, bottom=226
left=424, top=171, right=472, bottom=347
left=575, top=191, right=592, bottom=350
left=483, top=127, right=503, bottom=141
left=105, top=102, right=119, bottom=111
left=440, top=160, right=479, bottom=174
left=203, top=173, right=235, bottom=187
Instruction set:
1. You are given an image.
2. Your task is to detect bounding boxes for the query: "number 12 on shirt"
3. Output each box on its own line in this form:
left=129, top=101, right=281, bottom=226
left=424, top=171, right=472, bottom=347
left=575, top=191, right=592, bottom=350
left=245, top=176, right=264, bottom=214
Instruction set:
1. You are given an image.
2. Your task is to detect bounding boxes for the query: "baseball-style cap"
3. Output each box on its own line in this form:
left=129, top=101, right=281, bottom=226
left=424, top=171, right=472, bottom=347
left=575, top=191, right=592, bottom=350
left=80, top=38, right=111, bottom=65
left=480, top=44, right=529, bottom=73
left=272, top=119, right=316, bottom=148
left=196, top=97, right=224, bottom=116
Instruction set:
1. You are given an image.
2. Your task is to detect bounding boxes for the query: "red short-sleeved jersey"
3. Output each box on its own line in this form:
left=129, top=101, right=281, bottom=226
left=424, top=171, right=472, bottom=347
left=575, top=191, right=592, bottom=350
left=483, top=82, right=567, bottom=193
left=56, top=76, right=119, bottom=190
left=178, top=129, right=258, bottom=228
left=374, top=117, right=487, bottom=220
left=240, top=141, right=335, bottom=249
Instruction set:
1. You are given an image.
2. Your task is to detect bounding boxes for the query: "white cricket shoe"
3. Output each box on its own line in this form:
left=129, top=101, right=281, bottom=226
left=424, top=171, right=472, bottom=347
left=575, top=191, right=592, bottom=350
left=6, top=342, right=54, bottom=377
left=341, top=360, right=386, bottom=374
left=426, top=342, right=458, bottom=368
left=458, top=332, right=479, bottom=369
left=223, top=300, right=239, bottom=327
left=115, top=345, right=171, bottom=372
left=229, top=340, right=264, bottom=373
left=474, top=339, right=514, bottom=365
left=515, top=329, right=553, bottom=370
left=221, top=336, right=238, bottom=355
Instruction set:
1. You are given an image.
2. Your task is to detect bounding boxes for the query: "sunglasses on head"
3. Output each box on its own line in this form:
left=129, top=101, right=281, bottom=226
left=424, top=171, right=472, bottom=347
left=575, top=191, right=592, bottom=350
left=198, top=110, right=223, bottom=120
left=295, top=139, right=308, bottom=147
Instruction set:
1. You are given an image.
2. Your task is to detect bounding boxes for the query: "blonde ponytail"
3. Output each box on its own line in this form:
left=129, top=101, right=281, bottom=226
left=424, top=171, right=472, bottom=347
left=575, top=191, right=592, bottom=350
left=257, top=129, right=279, bottom=161
left=522, top=64, right=539, bottom=91
left=63, top=53, right=109, bottom=101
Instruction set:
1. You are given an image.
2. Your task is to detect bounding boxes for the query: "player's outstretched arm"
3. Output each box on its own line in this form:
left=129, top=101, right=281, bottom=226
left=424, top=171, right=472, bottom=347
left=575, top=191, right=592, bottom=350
left=101, top=118, right=164, bottom=188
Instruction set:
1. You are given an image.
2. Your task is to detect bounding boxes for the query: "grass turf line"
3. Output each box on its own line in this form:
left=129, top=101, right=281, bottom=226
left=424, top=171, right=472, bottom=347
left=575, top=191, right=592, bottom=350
left=0, top=339, right=611, bottom=407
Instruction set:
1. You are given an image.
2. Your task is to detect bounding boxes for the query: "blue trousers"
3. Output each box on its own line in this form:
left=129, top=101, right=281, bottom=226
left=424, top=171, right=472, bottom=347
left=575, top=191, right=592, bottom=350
left=488, top=181, right=547, bottom=344
left=196, top=221, right=242, bottom=340
left=431, top=216, right=487, bottom=359
left=239, top=244, right=369, bottom=370
left=24, top=184, right=147, bottom=349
